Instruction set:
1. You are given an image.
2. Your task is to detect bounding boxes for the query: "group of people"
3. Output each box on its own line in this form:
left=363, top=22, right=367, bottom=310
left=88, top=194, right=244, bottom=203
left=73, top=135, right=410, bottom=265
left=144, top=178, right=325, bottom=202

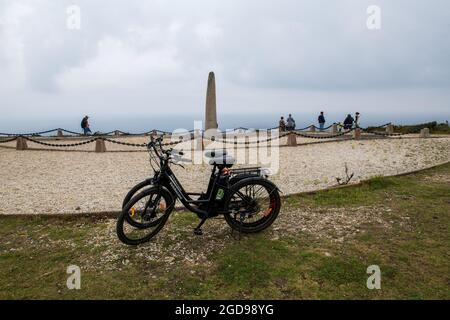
left=341, top=112, right=361, bottom=131
left=278, top=114, right=296, bottom=131
left=279, top=112, right=361, bottom=132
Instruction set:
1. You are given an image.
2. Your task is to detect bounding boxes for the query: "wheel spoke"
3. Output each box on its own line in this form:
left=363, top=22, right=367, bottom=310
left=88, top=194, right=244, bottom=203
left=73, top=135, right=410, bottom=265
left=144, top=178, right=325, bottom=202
left=229, top=183, right=273, bottom=223
left=118, top=190, right=172, bottom=245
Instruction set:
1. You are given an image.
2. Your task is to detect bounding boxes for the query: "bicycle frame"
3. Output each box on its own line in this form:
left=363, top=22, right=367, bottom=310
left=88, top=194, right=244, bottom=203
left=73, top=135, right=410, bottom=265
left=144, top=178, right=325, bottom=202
left=153, top=160, right=229, bottom=218
left=147, top=136, right=264, bottom=219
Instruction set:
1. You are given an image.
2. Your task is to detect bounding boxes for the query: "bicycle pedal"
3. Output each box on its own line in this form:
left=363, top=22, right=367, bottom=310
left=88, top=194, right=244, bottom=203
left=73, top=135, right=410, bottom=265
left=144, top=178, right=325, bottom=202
left=193, top=228, right=203, bottom=236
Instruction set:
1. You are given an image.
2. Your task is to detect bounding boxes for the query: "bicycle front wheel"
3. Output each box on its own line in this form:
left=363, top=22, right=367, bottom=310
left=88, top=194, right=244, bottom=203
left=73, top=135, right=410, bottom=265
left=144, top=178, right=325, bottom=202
left=122, top=179, right=153, bottom=209
left=117, top=187, right=175, bottom=245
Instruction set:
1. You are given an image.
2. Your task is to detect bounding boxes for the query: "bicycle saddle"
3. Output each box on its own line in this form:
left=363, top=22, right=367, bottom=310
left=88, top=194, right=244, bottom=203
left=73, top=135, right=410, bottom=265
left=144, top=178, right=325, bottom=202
left=209, top=155, right=235, bottom=168
left=204, top=149, right=227, bottom=158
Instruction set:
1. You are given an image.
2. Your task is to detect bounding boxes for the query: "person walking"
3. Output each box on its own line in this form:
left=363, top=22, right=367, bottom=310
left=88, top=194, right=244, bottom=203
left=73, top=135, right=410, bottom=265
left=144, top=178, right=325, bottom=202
left=343, top=114, right=354, bottom=131
left=286, top=114, right=296, bottom=131
left=318, top=111, right=326, bottom=131
left=279, top=116, right=286, bottom=132
left=81, top=116, right=92, bottom=135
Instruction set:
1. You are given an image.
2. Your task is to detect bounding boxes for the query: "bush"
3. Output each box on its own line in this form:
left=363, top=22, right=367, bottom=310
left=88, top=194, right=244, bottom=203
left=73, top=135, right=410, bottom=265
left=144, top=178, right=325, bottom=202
left=366, top=121, right=449, bottom=134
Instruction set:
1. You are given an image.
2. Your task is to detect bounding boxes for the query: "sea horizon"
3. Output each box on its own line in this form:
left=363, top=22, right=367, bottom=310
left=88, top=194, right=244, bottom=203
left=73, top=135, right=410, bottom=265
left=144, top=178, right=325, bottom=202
left=1, top=111, right=449, bottom=135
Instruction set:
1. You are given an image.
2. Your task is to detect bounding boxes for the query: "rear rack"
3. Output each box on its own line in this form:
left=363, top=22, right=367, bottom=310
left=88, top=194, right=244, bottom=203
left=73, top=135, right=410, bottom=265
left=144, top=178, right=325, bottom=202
left=230, top=167, right=262, bottom=176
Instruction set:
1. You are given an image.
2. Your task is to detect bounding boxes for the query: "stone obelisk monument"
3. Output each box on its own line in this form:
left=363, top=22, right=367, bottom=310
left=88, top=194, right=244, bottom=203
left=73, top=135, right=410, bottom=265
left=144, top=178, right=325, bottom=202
left=205, top=72, right=218, bottom=130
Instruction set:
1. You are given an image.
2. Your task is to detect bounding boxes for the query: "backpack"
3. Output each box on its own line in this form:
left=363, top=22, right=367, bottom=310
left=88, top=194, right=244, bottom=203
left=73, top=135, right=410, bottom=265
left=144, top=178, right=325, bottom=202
left=81, top=119, right=87, bottom=129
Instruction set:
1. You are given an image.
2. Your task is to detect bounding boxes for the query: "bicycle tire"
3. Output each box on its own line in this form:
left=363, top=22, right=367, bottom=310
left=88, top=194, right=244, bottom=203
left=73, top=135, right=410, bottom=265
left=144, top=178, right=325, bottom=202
left=223, top=177, right=281, bottom=233
left=117, top=187, right=175, bottom=245
left=122, top=179, right=152, bottom=209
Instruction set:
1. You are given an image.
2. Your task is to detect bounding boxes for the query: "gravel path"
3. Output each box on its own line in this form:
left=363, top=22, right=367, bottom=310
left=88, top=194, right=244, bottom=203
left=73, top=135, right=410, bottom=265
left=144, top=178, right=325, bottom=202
left=0, top=137, right=449, bottom=215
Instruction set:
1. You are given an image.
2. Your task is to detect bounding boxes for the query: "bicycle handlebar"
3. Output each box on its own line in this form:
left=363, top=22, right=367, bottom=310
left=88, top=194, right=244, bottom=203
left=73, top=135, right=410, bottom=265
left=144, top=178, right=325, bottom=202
left=147, top=135, right=189, bottom=164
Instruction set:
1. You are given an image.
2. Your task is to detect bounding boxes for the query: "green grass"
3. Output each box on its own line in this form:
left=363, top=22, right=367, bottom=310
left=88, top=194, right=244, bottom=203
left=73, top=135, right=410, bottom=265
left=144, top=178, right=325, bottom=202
left=0, top=163, right=449, bottom=300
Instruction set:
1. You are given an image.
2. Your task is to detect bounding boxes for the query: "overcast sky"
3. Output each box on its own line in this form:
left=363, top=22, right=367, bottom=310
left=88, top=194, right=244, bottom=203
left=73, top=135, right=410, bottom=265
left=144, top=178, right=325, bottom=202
left=1, top=0, right=449, bottom=123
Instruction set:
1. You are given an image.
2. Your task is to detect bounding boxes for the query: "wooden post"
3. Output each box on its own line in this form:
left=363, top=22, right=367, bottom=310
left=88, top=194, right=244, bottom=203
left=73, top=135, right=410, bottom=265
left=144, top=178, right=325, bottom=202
left=287, top=132, right=297, bottom=146
left=420, top=128, right=430, bottom=138
left=331, top=124, right=338, bottom=134
left=115, top=130, right=120, bottom=136
left=310, top=125, right=316, bottom=132
left=353, top=128, right=362, bottom=140
left=16, top=137, right=28, bottom=150
left=57, top=129, right=63, bottom=137
left=95, top=138, right=106, bottom=152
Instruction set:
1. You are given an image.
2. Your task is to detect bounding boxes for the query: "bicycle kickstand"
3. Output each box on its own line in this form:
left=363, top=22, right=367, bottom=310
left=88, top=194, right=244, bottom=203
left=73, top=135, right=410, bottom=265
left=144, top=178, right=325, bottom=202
left=194, top=218, right=207, bottom=236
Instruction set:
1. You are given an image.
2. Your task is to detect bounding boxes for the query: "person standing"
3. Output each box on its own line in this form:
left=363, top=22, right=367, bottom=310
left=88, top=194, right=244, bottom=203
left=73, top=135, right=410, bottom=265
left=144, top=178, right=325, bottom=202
left=286, top=114, right=296, bottom=131
left=318, top=111, right=326, bottom=131
left=279, top=116, right=286, bottom=132
left=81, top=115, right=92, bottom=135
left=355, top=112, right=361, bottom=128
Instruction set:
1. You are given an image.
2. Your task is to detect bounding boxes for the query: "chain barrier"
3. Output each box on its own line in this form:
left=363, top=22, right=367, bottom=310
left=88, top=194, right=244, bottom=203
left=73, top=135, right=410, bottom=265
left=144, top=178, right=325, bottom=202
left=22, top=136, right=98, bottom=147
left=5, top=134, right=197, bottom=150
left=102, top=138, right=147, bottom=148
left=203, top=132, right=291, bottom=145
left=291, top=125, right=313, bottom=131
left=102, top=134, right=196, bottom=148
left=294, top=129, right=355, bottom=139
left=0, top=128, right=60, bottom=137
left=0, top=136, right=19, bottom=144
left=362, top=131, right=403, bottom=137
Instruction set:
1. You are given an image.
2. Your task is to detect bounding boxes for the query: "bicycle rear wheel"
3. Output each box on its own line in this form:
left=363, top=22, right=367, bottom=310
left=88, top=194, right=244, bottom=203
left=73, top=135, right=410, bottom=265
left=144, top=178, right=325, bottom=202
left=223, top=178, right=281, bottom=233
left=117, top=187, right=175, bottom=245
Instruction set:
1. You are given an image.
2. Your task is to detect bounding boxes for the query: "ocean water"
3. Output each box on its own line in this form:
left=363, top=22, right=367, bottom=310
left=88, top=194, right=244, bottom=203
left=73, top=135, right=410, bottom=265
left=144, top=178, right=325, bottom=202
left=1, top=112, right=449, bottom=135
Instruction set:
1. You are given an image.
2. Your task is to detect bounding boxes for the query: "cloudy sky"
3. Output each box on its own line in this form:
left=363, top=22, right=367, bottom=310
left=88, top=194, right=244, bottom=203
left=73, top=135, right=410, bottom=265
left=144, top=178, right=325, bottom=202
left=1, top=0, right=449, bottom=128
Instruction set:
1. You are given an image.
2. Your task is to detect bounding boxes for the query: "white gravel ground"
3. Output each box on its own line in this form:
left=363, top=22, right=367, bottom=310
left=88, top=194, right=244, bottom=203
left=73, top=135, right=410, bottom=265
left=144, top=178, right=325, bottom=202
left=0, top=136, right=449, bottom=215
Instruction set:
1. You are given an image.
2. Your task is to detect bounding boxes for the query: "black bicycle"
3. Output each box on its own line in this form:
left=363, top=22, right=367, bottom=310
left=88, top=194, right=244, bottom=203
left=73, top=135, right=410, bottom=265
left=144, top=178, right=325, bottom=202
left=117, top=136, right=281, bottom=245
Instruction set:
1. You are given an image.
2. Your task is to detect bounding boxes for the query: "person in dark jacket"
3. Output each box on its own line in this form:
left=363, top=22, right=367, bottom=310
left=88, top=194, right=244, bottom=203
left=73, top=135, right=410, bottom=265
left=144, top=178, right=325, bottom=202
left=318, top=111, right=326, bottom=131
left=343, top=114, right=354, bottom=131
left=279, top=116, right=286, bottom=132
left=81, top=116, right=92, bottom=135
left=286, top=114, right=296, bottom=131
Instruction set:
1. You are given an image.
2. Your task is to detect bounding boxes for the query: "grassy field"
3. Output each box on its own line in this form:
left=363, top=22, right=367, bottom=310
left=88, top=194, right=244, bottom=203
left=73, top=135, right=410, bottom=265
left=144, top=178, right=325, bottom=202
left=0, top=163, right=449, bottom=299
